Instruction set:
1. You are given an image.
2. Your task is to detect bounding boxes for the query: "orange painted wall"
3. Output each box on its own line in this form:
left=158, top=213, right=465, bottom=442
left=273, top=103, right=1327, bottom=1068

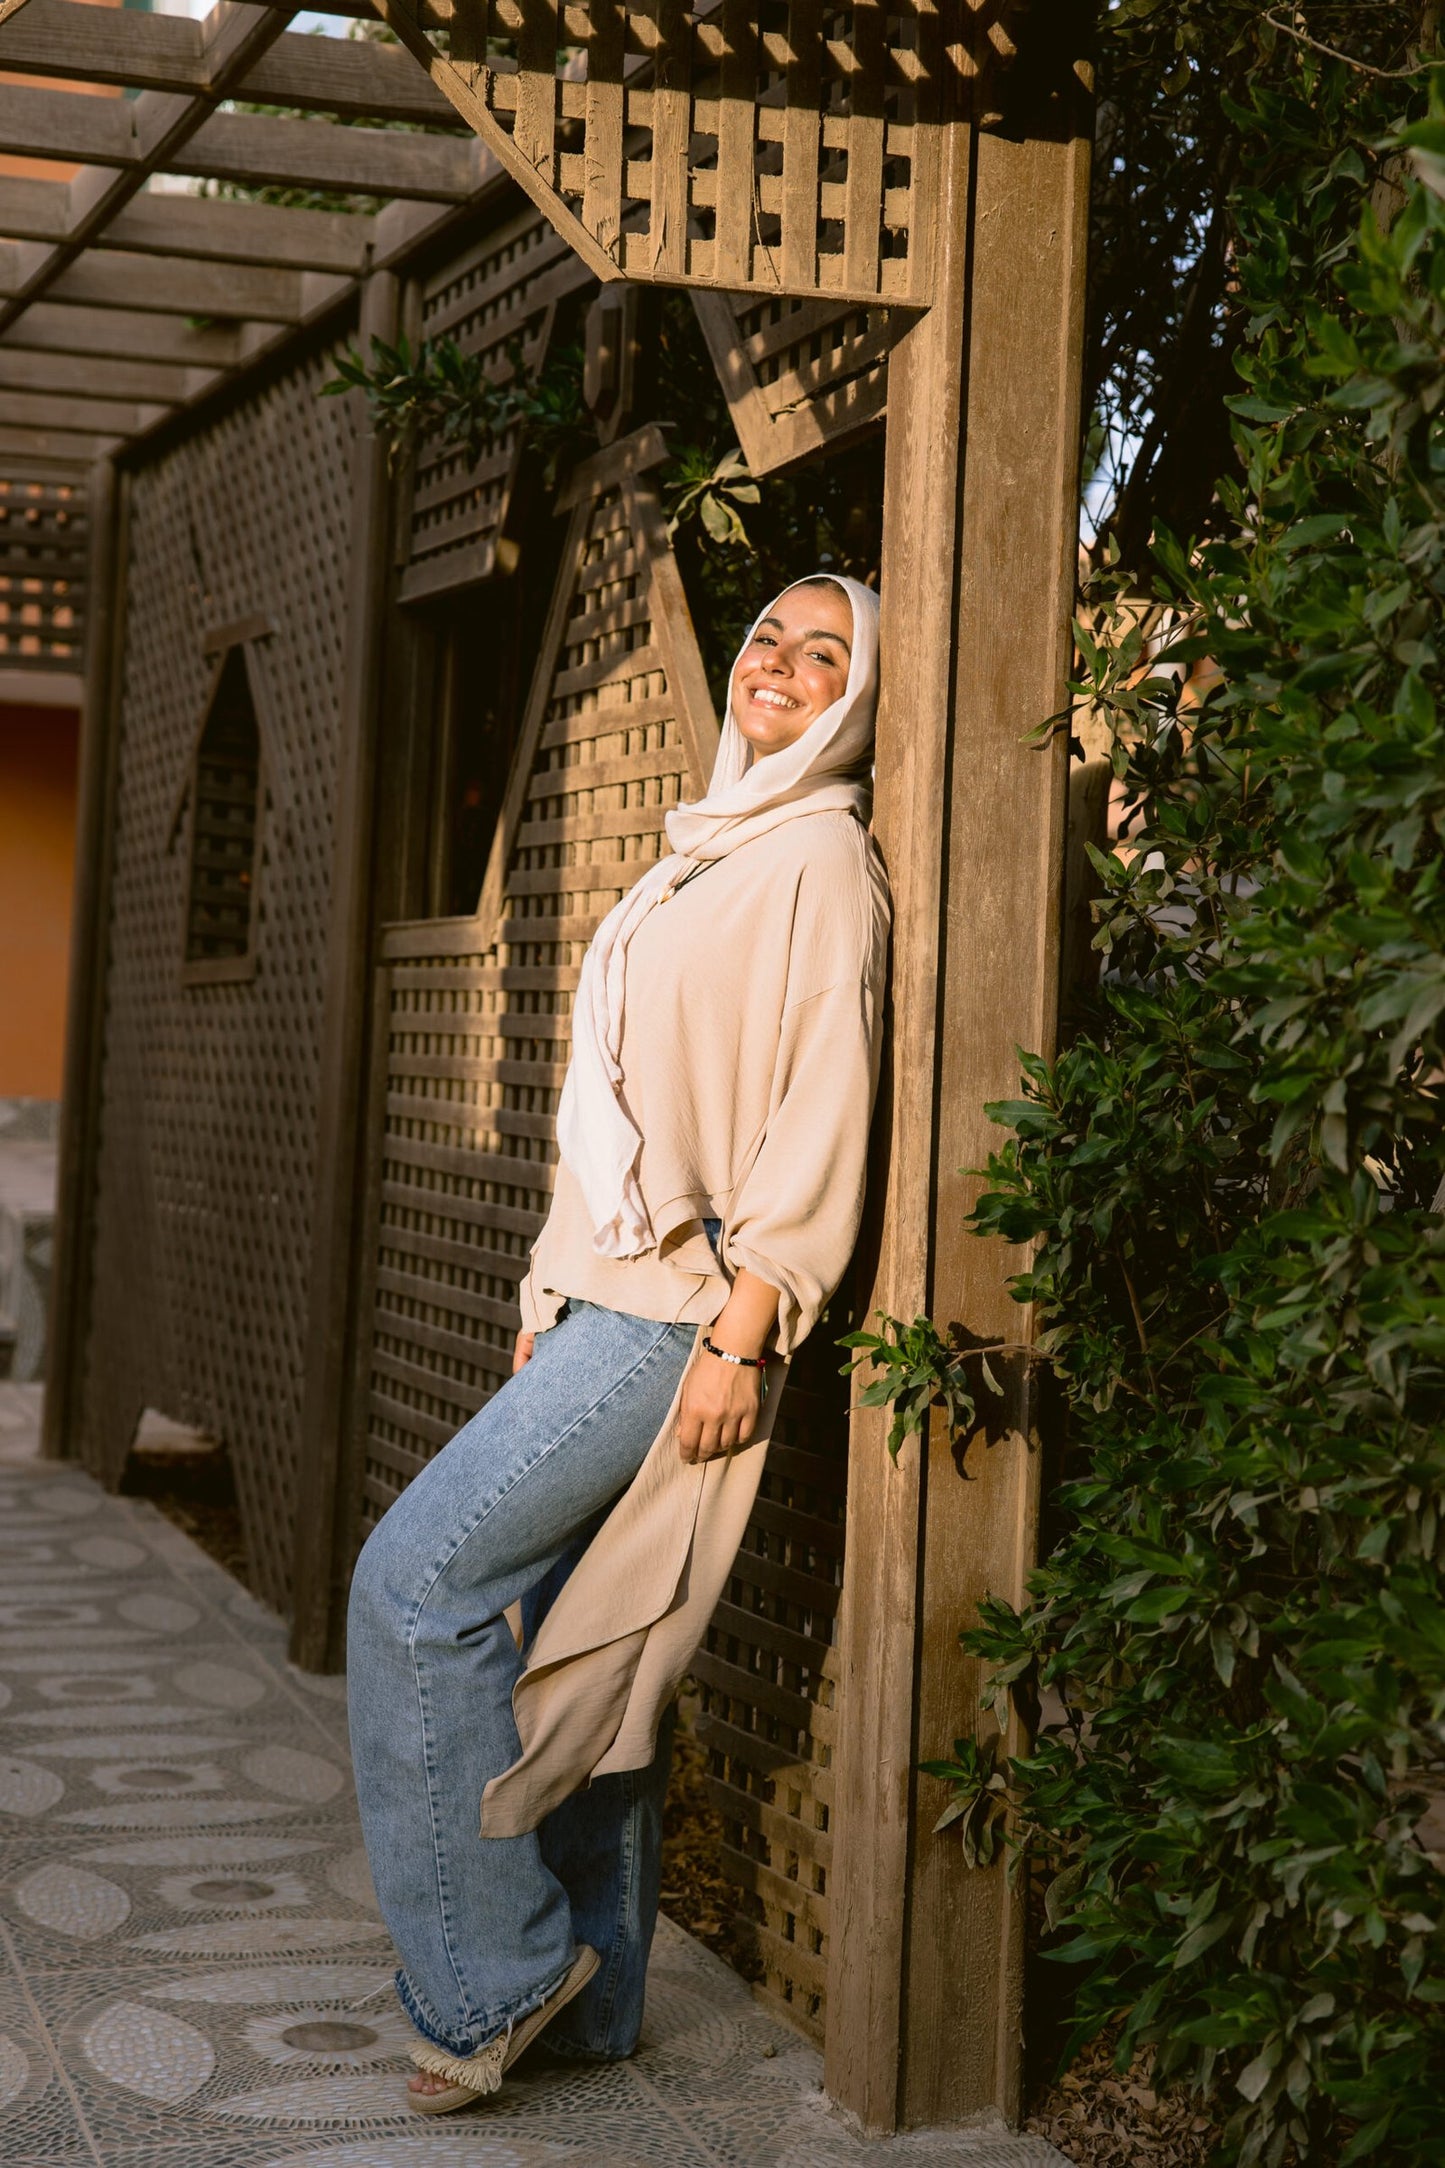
left=0, top=702, right=80, bottom=1098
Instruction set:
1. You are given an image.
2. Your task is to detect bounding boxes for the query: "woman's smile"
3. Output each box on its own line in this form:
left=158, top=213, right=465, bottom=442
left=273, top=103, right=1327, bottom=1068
left=731, top=579, right=853, bottom=754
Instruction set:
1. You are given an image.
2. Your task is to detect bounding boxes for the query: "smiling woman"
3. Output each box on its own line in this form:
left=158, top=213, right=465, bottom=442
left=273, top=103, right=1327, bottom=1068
left=346, top=573, right=892, bottom=2113
left=732, top=577, right=854, bottom=756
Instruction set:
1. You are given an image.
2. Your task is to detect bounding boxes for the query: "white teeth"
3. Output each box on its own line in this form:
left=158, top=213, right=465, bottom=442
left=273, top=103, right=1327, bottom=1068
left=752, top=688, right=797, bottom=710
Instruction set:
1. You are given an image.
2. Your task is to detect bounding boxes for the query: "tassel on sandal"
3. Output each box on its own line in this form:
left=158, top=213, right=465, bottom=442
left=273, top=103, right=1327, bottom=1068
left=406, top=1944, right=600, bottom=2116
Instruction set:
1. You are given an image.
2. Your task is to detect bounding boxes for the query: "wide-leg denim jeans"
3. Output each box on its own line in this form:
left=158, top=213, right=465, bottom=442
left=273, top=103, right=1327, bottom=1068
left=346, top=1297, right=697, bottom=2060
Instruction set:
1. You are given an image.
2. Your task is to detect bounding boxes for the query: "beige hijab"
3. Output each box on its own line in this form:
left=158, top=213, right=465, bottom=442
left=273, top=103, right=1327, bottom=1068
left=556, top=575, right=881, bottom=1258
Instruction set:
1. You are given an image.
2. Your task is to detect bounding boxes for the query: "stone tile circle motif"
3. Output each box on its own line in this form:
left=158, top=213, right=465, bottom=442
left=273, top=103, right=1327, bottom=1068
left=0, top=1438, right=1068, bottom=2167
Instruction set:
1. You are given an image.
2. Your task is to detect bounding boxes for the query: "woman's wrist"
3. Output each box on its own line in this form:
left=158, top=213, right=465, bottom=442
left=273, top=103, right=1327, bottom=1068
left=710, top=1264, right=781, bottom=1362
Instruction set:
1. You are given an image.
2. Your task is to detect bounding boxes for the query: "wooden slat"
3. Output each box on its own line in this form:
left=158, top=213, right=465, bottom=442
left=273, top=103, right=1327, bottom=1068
left=374, top=1263, right=517, bottom=1332
left=0, top=348, right=201, bottom=403
left=177, top=109, right=478, bottom=201
left=381, top=1128, right=553, bottom=1193
left=841, top=0, right=886, bottom=298
left=242, top=31, right=468, bottom=125
left=0, top=179, right=368, bottom=275
left=0, top=300, right=240, bottom=366
left=0, top=0, right=204, bottom=87
left=582, top=0, right=625, bottom=260
left=376, top=1221, right=527, bottom=1281
left=0, top=423, right=120, bottom=461
left=0, top=388, right=157, bottom=436
left=379, top=1179, right=544, bottom=1242
left=711, top=0, right=756, bottom=288
left=779, top=0, right=823, bottom=294
left=695, top=1708, right=835, bottom=1800
left=0, top=82, right=136, bottom=160
left=645, top=0, right=691, bottom=279
left=7, top=250, right=302, bottom=324
left=510, top=0, right=559, bottom=177
left=710, top=1596, right=833, bottom=1679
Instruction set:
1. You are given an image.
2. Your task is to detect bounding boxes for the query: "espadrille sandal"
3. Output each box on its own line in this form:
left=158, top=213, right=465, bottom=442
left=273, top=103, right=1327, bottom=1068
left=406, top=1944, right=600, bottom=2116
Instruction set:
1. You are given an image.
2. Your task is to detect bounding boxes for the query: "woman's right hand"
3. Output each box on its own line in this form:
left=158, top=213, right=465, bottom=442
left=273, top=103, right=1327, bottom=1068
left=512, top=1331, right=535, bottom=1375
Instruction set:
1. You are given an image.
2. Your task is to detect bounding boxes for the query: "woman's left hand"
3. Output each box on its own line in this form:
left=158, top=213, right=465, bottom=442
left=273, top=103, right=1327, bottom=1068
left=676, top=1355, right=763, bottom=1464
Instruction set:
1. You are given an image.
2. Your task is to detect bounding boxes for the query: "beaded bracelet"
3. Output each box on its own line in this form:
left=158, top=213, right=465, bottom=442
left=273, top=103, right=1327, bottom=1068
left=702, top=1335, right=770, bottom=1400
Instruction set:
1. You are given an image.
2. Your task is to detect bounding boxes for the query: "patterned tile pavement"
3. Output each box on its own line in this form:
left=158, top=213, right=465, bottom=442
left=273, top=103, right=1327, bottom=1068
left=0, top=1384, right=1069, bottom=2168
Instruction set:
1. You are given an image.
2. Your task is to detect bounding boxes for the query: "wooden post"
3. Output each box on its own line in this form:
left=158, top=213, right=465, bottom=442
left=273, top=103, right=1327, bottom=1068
left=288, top=267, right=399, bottom=1668
left=826, top=17, right=1093, bottom=2132
left=42, top=457, right=128, bottom=1462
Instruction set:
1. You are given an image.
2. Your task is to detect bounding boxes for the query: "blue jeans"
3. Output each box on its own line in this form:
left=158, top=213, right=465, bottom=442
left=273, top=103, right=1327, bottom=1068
left=346, top=1297, right=698, bottom=2060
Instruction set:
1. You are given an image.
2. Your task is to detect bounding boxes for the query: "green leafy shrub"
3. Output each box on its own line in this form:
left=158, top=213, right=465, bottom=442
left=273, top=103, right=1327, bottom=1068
left=852, top=53, right=1445, bottom=2168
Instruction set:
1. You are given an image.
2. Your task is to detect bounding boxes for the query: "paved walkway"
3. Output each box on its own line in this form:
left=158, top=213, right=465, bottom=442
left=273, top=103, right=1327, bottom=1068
left=0, top=1385, right=1067, bottom=2168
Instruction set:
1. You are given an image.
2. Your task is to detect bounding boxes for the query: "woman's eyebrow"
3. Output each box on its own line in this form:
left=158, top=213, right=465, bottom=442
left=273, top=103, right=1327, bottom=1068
left=750, top=615, right=850, bottom=653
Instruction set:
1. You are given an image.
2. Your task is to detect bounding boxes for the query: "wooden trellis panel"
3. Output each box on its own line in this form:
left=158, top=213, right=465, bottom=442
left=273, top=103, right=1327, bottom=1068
left=355, top=425, right=718, bottom=1535
left=691, top=1329, right=850, bottom=2037
left=74, top=344, right=357, bottom=1613
left=353, top=421, right=853, bottom=2034
left=370, top=0, right=960, bottom=304
left=400, top=205, right=593, bottom=603
left=0, top=473, right=88, bottom=673
left=692, top=288, right=909, bottom=476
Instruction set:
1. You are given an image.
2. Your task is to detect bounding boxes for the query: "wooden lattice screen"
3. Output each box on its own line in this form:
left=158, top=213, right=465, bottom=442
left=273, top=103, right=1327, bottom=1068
left=400, top=205, right=593, bottom=604
left=692, top=288, right=908, bottom=476
left=356, top=425, right=716, bottom=1532
left=691, top=1331, right=850, bottom=2037
left=0, top=473, right=88, bottom=674
left=372, top=0, right=949, bottom=303
left=76, top=344, right=358, bottom=1612
left=354, top=421, right=849, bottom=2031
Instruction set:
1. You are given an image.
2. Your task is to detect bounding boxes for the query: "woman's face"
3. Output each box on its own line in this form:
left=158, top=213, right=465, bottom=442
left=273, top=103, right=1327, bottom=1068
left=730, top=583, right=853, bottom=757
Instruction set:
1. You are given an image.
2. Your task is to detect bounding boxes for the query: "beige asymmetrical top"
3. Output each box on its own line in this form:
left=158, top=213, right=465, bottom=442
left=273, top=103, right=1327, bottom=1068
left=480, top=809, right=890, bottom=1837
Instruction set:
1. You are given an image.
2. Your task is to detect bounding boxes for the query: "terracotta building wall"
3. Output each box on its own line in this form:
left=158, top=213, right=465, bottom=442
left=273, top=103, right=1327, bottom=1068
left=0, top=700, right=80, bottom=1098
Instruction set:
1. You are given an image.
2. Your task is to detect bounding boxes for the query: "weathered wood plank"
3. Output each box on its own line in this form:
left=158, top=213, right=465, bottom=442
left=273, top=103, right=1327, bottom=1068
left=0, top=387, right=158, bottom=435
left=823, top=94, right=972, bottom=2137
left=582, top=0, right=625, bottom=262
left=780, top=0, right=823, bottom=293
left=646, top=0, right=691, bottom=279
left=902, top=49, right=1093, bottom=2131
left=41, top=461, right=127, bottom=1468
left=0, top=422, right=121, bottom=460
left=827, top=14, right=1094, bottom=2136
left=0, top=1, right=204, bottom=89
left=0, top=177, right=369, bottom=274
left=288, top=271, right=400, bottom=1673
left=178, top=109, right=478, bottom=200
left=0, top=298, right=241, bottom=366
left=0, top=346, right=198, bottom=403
left=242, top=31, right=468, bottom=125
left=841, top=0, right=886, bottom=297
left=711, top=0, right=756, bottom=288
left=3, top=248, right=303, bottom=323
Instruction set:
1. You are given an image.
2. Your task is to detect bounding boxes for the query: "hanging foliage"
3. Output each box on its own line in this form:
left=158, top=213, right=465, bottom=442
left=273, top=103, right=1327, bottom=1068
left=853, top=41, right=1445, bottom=2168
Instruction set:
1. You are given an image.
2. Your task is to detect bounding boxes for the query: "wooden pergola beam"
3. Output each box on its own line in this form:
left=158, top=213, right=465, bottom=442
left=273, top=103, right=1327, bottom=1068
left=0, top=387, right=161, bottom=436
left=0, top=346, right=204, bottom=402
left=0, top=5, right=296, bottom=335
left=0, top=422, right=120, bottom=462
left=0, top=243, right=304, bottom=322
left=179, top=110, right=478, bottom=201
left=0, top=85, right=478, bottom=201
left=0, top=2, right=467, bottom=128
left=0, top=178, right=369, bottom=275
left=0, top=299, right=242, bottom=367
